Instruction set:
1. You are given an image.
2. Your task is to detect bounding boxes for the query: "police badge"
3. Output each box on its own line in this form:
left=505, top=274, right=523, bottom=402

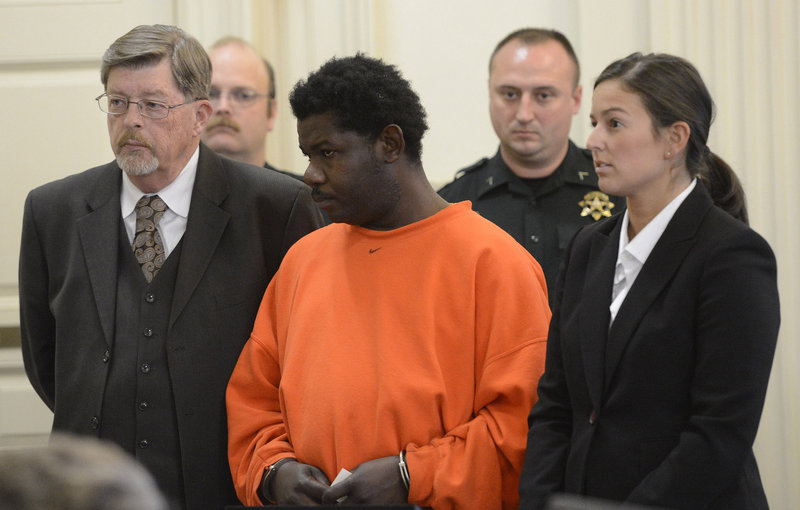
left=579, top=191, right=615, bottom=220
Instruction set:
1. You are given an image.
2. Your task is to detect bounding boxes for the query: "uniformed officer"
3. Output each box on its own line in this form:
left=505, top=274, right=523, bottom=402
left=439, top=28, right=623, bottom=301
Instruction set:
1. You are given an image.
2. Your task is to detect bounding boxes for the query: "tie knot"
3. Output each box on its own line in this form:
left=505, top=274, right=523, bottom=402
left=135, top=195, right=167, bottom=233
left=136, top=194, right=167, bottom=216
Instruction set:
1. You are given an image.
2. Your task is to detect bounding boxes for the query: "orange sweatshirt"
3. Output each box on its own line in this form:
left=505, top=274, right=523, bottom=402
left=227, top=202, right=550, bottom=509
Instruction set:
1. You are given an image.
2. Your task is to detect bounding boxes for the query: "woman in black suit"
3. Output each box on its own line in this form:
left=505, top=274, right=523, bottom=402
left=519, top=53, right=780, bottom=510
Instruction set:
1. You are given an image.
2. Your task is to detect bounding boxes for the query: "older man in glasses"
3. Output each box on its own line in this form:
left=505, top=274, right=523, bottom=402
left=18, top=25, right=323, bottom=510
left=201, top=37, right=300, bottom=178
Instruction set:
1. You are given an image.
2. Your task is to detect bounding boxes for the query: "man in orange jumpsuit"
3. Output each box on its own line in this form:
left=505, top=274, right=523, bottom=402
left=226, top=54, right=551, bottom=509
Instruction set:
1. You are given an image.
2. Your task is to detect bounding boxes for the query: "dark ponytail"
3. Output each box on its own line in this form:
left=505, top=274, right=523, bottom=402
left=701, top=151, right=748, bottom=224
left=595, top=53, right=748, bottom=223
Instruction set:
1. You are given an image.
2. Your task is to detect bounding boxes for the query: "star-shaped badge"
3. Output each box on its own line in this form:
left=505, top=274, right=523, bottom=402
left=579, top=191, right=615, bottom=220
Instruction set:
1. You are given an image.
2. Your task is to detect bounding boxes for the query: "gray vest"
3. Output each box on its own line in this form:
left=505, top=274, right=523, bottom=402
left=100, top=229, right=185, bottom=507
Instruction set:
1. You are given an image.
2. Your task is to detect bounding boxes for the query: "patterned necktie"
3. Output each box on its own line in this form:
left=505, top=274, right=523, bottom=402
left=133, top=195, right=167, bottom=283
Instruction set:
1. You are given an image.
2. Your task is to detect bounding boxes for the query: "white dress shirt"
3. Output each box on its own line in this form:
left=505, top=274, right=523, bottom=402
left=609, top=179, right=697, bottom=325
left=121, top=146, right=199, bottom=258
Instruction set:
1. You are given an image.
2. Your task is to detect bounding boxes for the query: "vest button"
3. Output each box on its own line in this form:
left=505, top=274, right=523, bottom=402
left=138, top=439, right=150, bottom=449
left=138, top=401, right=149, bottom=411
left=140, top=363, right=151, bottom=374
left=143, top=328, right=153, bottom=338
left=530, top=235, right=540, bottom=243
left=89, top=416, right=99, bottom=430
left=102, top=350, right=111, bottom=363
left=145, top=293, right=156, bottom=303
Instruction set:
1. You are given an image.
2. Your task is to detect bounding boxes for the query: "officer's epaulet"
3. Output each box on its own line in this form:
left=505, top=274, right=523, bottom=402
left=453, top=157, right=490, bottom=180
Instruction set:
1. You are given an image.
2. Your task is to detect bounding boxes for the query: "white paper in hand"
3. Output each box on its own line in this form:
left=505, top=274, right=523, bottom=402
left=331, top=468, right=352, bottom=504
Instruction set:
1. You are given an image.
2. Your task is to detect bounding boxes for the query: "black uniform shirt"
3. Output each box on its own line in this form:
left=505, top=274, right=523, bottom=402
left=438, top=141, right=624, bottom=302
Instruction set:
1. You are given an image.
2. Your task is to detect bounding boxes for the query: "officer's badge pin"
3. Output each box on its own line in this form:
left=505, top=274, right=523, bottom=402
left=579, top=191, right=615, bottom=220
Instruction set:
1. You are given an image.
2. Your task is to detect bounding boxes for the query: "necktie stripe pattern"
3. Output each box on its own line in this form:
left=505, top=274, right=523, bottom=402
left=133, top=195, right=167, bottom=282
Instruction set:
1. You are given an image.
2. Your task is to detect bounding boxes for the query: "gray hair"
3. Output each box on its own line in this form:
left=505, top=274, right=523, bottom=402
left=101, top=24, right=211, bottom=100
left=0, top=434, right=168, bottom=510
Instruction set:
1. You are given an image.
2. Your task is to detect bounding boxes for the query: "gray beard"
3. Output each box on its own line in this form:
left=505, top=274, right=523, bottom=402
left=117, top=152, right=159, bottom=176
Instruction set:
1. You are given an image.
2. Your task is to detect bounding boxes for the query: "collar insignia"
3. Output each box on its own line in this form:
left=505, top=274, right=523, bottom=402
left=579, top=191, right=615, bottom=220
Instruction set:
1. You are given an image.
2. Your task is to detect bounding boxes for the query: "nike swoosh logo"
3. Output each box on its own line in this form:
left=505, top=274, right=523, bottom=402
left=369, top=248, right=381, bottom=254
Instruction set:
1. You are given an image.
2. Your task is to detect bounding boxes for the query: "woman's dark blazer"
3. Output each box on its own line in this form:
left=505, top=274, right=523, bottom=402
left=519, top=182, right=780, bottom=509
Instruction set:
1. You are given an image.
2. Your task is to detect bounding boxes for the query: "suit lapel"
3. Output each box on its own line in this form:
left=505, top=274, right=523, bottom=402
left=170, top=144, right=231, bottom=329
left=76, top=165, right=121, bottom=347
left=578, top=217, right=622, bottom=410
left=604, top=184, right=713, bottom=390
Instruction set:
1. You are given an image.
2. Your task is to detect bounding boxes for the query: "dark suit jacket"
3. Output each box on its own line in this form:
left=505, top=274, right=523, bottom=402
left=19, top=143, right=324, bottom=510
left=519, top=183, right=780, bottom=509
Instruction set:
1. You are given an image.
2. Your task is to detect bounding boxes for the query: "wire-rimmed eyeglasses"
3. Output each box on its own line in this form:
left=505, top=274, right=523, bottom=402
left=95, top=93, right=199, bottom=120
left=209, top=88, right=270, bottom=108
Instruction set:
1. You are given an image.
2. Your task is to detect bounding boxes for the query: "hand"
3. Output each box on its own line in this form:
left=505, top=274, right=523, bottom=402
left=271, top=460, right=331, bottom=505
left=321, top=455, right=408, bottom=505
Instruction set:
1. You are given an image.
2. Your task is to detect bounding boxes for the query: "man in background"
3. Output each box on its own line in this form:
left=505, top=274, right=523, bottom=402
left=438, top=28, right=623, bottom=300
left=19, top=24, right=322, bottom=510
left=202, top=36, right=299, bottom=177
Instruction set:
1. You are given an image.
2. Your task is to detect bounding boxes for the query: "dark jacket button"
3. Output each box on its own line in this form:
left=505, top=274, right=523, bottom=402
left=89, top=416, right=99, bottom=430
left=138, top=439, right=150, bottom=449
left=138, top=401, right=149, bottom=411
left=145, top=293, right=156, bottom=303
left=140, top=363, right=151, bottom=373
left=102, top=350, right=111, bottom=363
